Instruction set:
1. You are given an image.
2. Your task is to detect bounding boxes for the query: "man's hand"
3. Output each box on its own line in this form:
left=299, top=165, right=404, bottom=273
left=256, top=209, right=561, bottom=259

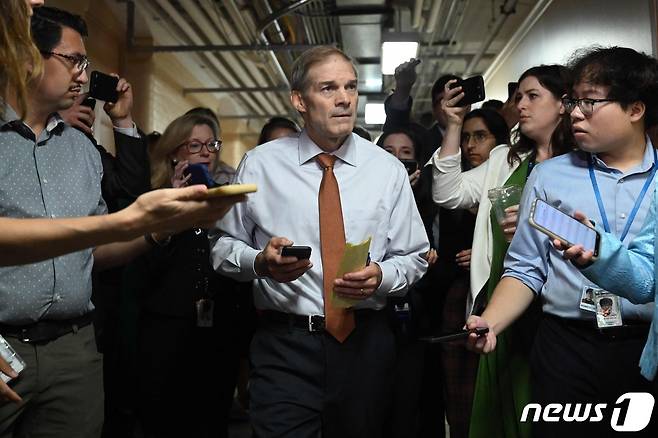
left=120, top=185, right=246, bottom=237
left=104, top=75, right=134, bottom=128
left=455, top=248, right=472, bottom=270
left=441, top=80, right=471, bottom=128
left=552, top=211, right=596, bottom=267
left=254, top=237, right=313, bottom=282
left=59, top=93, right=96, bottom=135
left=465, top=315, right=497, bottom=354
left=333, top=263, right=382, bottom=301
left=0, top=357, right=21, bottom=404
left=394, top=58, right=421, bottom=94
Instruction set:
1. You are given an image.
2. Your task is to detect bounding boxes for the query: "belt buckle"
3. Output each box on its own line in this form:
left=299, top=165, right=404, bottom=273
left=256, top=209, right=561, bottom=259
left=308, top=314, right=325, bottom=332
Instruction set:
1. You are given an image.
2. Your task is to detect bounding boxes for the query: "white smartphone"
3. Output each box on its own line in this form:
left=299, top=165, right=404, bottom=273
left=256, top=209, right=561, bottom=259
left=529, top=198, right=600, bottom=257
left=0, top=334, right=26, bottom=383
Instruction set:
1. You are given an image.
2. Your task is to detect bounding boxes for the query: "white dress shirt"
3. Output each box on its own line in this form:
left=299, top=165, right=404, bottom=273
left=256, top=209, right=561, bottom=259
left=211, top=130, right=429, bottom=315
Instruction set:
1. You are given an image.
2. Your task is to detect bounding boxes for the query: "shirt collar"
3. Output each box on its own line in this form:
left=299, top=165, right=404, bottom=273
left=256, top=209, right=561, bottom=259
left=298, top=129, right=357, bottom=167
left=1, top=104, right=65, bottom=137
left=590, top=136, right=656, bottom=175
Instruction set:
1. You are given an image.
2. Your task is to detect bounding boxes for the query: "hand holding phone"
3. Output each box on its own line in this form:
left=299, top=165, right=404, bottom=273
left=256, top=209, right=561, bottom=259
left=419, top=327, right=489, bottom=343
left=529, top=198, right=600, bottom=257
left=449, top=75, right=486, bottom=107
left=281, top=246, right=312, bottom=260
left=89, top=71, right=119, bottom=103
left=184, top=163, right=218, bottom=188
left=400, top=159, right=419, bottom=175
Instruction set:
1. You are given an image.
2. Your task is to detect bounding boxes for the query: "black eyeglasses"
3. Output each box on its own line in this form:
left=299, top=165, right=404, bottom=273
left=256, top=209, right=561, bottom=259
left=562, top=97, right=616, bottom=117
left=461, top=131, right=493, bottom=146
left=179, top=140, right=222, bottom=154
left=41, top=51, right=90, bottom=72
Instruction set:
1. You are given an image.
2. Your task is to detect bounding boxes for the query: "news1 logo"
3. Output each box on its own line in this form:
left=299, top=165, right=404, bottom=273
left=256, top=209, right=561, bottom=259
left=520, top=393, right=655, bottom=432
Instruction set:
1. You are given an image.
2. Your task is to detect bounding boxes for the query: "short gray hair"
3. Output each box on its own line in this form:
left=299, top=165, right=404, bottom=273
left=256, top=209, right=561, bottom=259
left=290, top=46, right=358, bottom=93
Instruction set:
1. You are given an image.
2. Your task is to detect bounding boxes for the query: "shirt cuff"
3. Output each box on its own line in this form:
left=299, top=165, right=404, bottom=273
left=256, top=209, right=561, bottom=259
left=113, top=123, right=139, bottom=138
left=374, top=261, right=395, bottom=296
left=241, top=246, right=262, bottom=278
left=431, top=149, right=462, bottom=172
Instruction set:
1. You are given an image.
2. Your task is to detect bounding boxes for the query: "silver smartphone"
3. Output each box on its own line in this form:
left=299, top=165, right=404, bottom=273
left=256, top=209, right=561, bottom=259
left=529, top=198, right=600, bottom=257
left=0, top=335, right=26, bottom=383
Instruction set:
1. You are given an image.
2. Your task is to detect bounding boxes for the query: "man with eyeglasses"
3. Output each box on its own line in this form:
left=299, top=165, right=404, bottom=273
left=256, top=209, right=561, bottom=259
left=466, top=46, right=658, bottom=436
left=0, top=6, right=235, bottom=437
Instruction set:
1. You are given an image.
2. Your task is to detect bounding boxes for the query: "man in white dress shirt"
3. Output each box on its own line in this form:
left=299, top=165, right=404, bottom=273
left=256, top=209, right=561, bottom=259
left=211, top=46, right=429, bottom=438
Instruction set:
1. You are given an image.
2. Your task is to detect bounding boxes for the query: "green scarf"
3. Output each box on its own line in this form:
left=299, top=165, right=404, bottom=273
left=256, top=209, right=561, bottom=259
left=469, top=156, right=535, bottom=438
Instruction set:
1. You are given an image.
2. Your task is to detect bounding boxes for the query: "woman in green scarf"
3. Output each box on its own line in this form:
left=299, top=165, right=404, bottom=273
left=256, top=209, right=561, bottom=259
left=430, top=65, right=574, bottom=438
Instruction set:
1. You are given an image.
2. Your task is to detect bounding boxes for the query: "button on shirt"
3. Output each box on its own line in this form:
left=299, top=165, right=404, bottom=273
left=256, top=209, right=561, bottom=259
left=503, top=142, right=656, bottom=321
left=0, top=106, right=106, bottom=325
left=210, top=130, right=429, bottom=315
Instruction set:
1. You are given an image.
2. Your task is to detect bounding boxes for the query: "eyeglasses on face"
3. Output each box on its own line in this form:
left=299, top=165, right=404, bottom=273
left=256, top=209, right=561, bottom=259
left=561, top=97, right=616, bottom=117
left=41, top=51, right=90, bottom=72
left=179, top=139, right=222, bottom=154
left=461, top=131, right=493, bottom=146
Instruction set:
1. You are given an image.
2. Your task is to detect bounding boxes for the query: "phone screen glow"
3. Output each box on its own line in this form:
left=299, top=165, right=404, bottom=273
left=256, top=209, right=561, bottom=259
left=533, top=200, right=597, bottom=252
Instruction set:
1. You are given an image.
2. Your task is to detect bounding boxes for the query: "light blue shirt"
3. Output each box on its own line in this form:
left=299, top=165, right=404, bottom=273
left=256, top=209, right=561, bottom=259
left=582, top=191, right=658, bottom=380
left=503, top=142, right=656, bottom=322
left=210, top=130, right=429, bottom=315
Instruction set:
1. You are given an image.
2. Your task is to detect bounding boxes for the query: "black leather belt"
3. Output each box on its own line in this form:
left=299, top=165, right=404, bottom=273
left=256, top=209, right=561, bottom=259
left=260, top=309, right=378, bottom=333
left=0, top=312, right=94, bottom=343
left=550, top=315, right=650, bottom=341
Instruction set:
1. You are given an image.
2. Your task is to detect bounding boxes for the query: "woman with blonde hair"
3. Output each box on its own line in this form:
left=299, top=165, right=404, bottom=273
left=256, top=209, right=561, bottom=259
left=130, top=112, right=239, bottom=438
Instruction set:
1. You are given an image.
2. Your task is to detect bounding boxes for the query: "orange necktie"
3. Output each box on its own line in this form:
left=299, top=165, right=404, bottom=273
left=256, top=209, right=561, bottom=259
left=316, top=153, right=355, bottom=342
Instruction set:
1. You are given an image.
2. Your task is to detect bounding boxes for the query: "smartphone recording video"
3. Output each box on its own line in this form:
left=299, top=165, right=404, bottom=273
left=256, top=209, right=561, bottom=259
left=450, top=75, right=486, bottom=107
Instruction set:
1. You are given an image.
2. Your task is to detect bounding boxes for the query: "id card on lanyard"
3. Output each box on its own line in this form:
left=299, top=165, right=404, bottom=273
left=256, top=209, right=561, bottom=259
left=586, top=148, right=657, bottom=328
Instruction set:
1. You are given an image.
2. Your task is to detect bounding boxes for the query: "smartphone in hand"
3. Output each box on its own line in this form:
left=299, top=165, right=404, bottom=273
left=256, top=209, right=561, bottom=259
left=419, top=327, right=489, bottom=343
left=528, top=198, right=600, bottom=257
left=450, top=75, right=486, bottom=107
left=184, top=163, right=218, bottom=188
left=281, top=246, right=312, bottom=260
left=89, top=71, right=119, bottom=103
left=400, top=159, right=419, bottom=175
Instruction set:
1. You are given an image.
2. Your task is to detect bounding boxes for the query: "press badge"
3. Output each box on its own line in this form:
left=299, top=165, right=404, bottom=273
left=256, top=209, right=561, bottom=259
left=579, top=286, right=597, bottom=313
left=195, top=299, right=214, bottom=328
left=593, top=290, right=622, bottom=328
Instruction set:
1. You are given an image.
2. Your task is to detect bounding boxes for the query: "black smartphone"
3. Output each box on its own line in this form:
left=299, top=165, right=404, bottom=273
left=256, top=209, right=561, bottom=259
left=507, top=82, right=518, bottom=101
left=400, top=159, right=418, bottom=175
left=89, top=71, right=119, bottom=103
left=281, top=246, right=312, bottom=260
left=419, top=327, right=489, bottom=343
left=450, top=75, right=485, bottom=107
left=184, top=163, right=217, bottom=188
left=528, top=198, right=600, bottom=257
left=81, top=96, right=96, bottom=110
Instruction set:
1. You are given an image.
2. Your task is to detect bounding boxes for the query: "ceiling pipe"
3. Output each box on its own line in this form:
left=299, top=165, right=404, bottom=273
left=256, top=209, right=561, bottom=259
left=425, top=0, right=443, bottom=34
left=412, top=0, right=424, bottom=29
left=463, top=0, right=518, bottom=76
left=179, top=1, right=287, bottom=119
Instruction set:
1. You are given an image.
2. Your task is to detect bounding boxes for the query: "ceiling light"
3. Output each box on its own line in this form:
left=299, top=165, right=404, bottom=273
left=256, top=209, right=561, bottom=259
left=365, top=103, right=386, bottom=125
left=381, top=32, right=420, bottom=75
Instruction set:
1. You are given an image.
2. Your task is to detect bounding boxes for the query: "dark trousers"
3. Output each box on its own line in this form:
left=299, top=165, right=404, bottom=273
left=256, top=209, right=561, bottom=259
left=0, top=324, right=103, bottom=438
left=530, top=315, right=656, bottom=437
left=249, top=310, right=396, bottom=438
left=137, top=313, right=239, bottom=438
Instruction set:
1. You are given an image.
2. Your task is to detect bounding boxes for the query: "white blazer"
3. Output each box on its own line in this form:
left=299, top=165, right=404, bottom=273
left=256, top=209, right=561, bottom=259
left=430, top=144, right=529, bottom=313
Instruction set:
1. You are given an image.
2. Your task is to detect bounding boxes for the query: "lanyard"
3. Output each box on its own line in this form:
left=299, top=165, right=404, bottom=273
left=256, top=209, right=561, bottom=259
left=588, top=148, right=657, bottom=242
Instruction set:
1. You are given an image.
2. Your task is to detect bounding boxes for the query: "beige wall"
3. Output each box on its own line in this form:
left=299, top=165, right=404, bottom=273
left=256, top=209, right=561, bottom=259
left=484, top=0, right=655, bottom=101
left=47, top=0, right=258, bottom=168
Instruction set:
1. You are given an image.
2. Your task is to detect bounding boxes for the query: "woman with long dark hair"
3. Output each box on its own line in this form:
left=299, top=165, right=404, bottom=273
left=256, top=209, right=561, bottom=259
left=431, top=65, right=574, bottom=438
